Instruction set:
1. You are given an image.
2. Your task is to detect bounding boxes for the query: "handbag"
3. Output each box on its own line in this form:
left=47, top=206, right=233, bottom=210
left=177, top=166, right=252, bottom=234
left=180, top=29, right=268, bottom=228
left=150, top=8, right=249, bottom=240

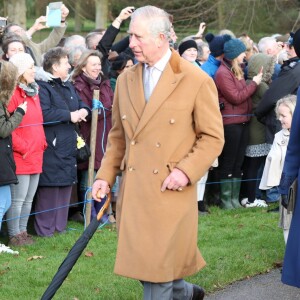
left=282, top=179, right=297, bottom=213
left=75, top=124, right=91, bottom=163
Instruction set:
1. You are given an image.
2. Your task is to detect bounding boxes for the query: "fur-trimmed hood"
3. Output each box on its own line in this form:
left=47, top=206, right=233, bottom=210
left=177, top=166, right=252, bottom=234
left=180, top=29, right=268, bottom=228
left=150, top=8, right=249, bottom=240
left=34, top=66, right=55, bottom=82
left=247, top=53, right=276, bottom=84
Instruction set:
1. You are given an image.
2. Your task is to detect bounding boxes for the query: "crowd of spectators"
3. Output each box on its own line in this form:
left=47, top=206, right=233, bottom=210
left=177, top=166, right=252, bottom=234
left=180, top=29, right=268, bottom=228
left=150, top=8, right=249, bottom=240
left=0, top=6, right=299, bottom=285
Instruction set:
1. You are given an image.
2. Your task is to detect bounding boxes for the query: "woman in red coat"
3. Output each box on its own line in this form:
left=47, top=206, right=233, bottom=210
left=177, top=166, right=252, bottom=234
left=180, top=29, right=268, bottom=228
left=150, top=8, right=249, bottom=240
left=6, top=53, right=47, bottom=246
left=72, top=50, right=114, bottom=221
left=214, top=36, right=262, bottom=209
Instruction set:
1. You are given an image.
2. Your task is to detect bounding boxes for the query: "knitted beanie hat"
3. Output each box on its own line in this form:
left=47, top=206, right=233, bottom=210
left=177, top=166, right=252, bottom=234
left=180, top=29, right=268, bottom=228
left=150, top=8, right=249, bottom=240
left=205, top=33, right=227, bottom=57
left=178, top=39, right=198, bottom=56
left=223, top=35, right=247, bottom=60
left=9, top=53, right=34, bottom=76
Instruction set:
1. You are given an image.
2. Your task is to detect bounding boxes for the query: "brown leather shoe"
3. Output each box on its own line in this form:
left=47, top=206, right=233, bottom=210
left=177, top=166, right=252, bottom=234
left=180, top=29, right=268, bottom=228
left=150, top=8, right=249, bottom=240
left=8, top=233, right=26, bottom=247
left=20, top=231, right=35, bottom=245
left=192, top=284, right=205, bottom=300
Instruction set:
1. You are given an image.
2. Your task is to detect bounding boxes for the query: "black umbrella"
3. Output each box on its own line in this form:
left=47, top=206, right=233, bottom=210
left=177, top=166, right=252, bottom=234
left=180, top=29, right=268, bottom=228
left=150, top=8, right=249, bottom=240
left=41, top=194, right=111, bottom=300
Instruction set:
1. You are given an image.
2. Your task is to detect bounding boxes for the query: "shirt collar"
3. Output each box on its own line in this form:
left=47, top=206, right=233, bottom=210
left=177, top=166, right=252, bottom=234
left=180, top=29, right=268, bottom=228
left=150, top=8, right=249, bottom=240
left=144, top=48, right=172, bottom=72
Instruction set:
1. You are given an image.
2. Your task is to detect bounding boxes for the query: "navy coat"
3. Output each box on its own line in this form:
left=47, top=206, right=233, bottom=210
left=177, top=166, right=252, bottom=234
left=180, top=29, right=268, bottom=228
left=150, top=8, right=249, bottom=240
left=37, top=78, right=90, bottom=186
left=279, top=88, right=300, bottom=288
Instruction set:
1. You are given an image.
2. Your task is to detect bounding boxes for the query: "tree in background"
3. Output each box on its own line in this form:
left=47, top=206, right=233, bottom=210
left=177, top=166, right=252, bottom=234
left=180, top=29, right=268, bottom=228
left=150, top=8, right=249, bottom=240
left=3, top=0, right=26, bottom=27
left=0, top=0, right=300, bottom=40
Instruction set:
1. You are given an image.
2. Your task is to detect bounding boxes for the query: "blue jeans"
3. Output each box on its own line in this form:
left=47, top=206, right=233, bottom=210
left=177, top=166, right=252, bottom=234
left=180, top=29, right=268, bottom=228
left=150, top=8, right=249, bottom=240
left=256, top=164, right=280, bottom=202
left=0, top=185, right=11, bottom=231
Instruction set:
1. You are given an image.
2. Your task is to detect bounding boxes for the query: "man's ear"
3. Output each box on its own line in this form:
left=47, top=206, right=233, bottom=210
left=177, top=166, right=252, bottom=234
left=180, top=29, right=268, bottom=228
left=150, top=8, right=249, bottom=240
left=156, top=33, right=166, bottom=48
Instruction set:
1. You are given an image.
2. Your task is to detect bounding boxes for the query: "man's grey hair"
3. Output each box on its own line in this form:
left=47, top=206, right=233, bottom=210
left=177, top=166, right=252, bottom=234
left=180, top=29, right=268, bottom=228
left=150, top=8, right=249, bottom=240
left=64, top=35, right=86, bottom=54
left=131, top=6, right=171, bottom=40
left=257, top=37, right=277, bottom=53
left=68, top=45, right=86, bottom=66
left=85, top=32, right=102, bottom=49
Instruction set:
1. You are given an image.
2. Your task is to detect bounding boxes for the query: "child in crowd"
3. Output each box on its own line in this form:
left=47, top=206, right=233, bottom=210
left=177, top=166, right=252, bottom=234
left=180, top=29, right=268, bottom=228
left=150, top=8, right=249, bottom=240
left=259, top=94, right=296, bottom=243
left=0, top=61, right=27, bottom=254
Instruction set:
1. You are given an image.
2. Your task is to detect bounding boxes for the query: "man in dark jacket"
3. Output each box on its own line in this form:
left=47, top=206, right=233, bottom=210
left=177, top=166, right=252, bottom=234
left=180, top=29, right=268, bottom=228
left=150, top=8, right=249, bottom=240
left=255, top=31, right=300, bottom=144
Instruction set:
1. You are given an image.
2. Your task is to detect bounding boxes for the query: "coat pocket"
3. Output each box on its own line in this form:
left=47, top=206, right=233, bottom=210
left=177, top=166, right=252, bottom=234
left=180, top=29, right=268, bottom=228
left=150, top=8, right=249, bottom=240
left=120, top=157, right=126, bottom=171
left=167, top=162, right=178, bottom=172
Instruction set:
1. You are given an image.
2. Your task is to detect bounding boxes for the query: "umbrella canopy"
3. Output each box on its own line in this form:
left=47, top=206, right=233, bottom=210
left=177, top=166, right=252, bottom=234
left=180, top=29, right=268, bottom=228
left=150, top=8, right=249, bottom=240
left=41, top=194, right=111, bottom=300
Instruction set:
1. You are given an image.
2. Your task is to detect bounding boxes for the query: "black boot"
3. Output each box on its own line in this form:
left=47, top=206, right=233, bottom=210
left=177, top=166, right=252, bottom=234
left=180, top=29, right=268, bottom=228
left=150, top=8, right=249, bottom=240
left=198, top=201, right=209, bottom=214
left=69, top=191, right=85, bottom=224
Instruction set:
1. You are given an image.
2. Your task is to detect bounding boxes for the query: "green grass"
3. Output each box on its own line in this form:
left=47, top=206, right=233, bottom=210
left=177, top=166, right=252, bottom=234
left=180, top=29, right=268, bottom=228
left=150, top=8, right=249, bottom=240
left=0, top=205, right=284, bottom=299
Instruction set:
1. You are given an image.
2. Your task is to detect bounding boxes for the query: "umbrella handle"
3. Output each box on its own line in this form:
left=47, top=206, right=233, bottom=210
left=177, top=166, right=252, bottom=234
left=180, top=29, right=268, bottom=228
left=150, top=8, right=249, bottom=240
left=95, top=192, right=112, bottom=221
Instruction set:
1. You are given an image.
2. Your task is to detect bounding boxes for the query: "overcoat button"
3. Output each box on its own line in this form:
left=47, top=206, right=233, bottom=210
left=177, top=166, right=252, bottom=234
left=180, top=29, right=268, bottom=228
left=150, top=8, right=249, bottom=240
left=156, top=142, right=161, bottom=147
left=128, top=166, right=134, bottom=171
left=131, top=140, right=136, bottom=145
left=169, top=119, right=175, bottom=124
left=153, top=169, right=159, bottom=174
left=122, top=115, right=127, bottom=120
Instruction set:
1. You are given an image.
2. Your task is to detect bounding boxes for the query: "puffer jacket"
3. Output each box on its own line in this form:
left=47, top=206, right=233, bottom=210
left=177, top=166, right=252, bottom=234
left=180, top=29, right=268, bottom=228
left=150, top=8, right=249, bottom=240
left=36, top=76, right=90, bottom=186
left=7, top=85, right=47, bottom=175
left=215, top=59, right=257, bottom=125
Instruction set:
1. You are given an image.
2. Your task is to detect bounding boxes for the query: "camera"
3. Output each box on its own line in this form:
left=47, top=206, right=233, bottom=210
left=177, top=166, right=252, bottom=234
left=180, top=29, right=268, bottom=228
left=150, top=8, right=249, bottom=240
left=0, top=19, right=7, bottom=27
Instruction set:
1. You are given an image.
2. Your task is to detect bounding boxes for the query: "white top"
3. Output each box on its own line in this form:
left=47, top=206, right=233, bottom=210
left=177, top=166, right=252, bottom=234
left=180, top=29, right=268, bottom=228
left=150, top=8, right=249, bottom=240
left=259, top=129, right=290, bottom=190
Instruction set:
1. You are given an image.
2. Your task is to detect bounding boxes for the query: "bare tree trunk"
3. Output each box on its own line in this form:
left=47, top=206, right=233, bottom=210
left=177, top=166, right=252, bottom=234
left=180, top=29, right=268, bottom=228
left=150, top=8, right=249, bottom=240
left=7, top=0, right=26, bottom=28
left=74, top=1, right=83, bottom=32
left=35, top=0, right=49, bottom=18
left=95, top=0, right=108, bottom=29
left=217, top=0, right=225, bottom=30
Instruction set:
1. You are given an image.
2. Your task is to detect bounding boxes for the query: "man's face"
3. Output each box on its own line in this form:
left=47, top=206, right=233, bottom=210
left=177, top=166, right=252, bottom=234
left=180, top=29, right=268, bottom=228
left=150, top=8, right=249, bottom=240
left=267, top=41, right=280, bottom=56
left=128, top=17, right=163, bottom=66
left=53, top=56, right=71, bottom=80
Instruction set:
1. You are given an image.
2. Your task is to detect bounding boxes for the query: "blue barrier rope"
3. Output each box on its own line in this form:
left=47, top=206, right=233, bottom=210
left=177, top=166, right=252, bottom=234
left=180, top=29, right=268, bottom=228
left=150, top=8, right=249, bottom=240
left=92, top=99, right=107, bottom=154
left=1, top=177, right=265, bottom=224
left=2, top=199, right=92, bottom=223
left=16, top=113, right=257, bottom=130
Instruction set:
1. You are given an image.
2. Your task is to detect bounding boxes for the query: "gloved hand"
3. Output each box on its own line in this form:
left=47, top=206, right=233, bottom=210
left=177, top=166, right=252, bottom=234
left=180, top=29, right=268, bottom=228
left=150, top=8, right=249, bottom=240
left=281, top=194, right=288, bottom=209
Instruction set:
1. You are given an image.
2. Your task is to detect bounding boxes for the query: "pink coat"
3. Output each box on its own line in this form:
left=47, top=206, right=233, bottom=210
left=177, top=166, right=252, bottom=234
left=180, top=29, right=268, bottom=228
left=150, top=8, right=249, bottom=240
left=7, top=86, right=47, bottom=174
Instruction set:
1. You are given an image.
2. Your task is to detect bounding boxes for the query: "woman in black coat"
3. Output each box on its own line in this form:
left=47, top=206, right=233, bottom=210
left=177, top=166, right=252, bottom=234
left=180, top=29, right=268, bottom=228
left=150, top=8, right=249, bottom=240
left=35, top=47, right=90, bottom=237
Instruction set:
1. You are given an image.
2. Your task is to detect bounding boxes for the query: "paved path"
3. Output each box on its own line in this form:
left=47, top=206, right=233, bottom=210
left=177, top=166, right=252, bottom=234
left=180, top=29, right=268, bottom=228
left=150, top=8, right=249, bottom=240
left=206, top=269, right=300, bottom=300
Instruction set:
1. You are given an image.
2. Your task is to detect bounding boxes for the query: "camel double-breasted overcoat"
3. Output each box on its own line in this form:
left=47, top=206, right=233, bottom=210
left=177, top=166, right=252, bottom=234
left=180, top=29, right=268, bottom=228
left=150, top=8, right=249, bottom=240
left=96, top=50, right=224, bottom=282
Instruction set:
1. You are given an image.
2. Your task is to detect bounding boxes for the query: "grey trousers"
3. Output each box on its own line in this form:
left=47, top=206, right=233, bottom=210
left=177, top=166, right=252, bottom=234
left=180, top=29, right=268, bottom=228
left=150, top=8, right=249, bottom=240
left=142, top=279, right=193, bottom=300
left=7, top=174, right=40, bottom=237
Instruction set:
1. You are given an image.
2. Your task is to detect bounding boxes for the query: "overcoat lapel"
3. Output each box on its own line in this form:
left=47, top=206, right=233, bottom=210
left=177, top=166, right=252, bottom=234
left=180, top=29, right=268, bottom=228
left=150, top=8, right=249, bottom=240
left=127, top=64, right=146, bottom=118
left=128, top=55, right=184, bottom=138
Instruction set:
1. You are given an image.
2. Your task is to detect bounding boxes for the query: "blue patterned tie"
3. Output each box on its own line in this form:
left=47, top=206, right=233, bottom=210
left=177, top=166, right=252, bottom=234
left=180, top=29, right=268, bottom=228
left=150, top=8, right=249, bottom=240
left=143, top=66, right=154, bottom=102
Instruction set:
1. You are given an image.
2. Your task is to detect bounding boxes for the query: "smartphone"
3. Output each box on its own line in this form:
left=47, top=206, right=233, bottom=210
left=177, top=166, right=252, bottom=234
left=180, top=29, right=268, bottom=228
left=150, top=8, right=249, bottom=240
left=0, top=19, right=7, bottom=27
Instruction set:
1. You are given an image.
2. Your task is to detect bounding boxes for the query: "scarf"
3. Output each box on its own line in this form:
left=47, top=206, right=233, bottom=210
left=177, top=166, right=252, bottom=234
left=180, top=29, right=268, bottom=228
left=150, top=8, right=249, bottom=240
left=82, top=73, right=101, bottom=89
left=18, top=82, right=39, bottom=97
